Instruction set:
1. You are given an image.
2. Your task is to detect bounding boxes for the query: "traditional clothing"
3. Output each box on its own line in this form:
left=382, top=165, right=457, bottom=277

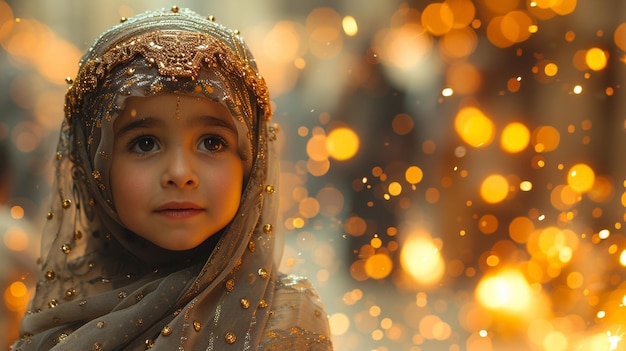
left=12, top=7, right=332, bottom=351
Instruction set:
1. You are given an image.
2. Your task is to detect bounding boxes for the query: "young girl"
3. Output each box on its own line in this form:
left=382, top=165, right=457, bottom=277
left=12, top=7, right=333, bottom=351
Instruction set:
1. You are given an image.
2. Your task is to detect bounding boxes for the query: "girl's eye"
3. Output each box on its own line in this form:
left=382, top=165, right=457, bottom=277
left=130, top=136, right=159, bottom=153
left=200, top=136, right=226, bottom=152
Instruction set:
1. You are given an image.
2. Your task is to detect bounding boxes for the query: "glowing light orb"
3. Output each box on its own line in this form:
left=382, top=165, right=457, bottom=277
left=388, top=182, right=402, bottom=196
left=341, top=16, right=358, bottom=37
left=532, top=126, right=560, bottom=152
left=364, top=253, right=393, bottom=280
left=585, top=47, right=608, bottom=71
left=326, top=127, right=359, bottom=161
left=480, top=174, right=509, bottom=204
left=4, top=281, right=30, bottom=312
left=422, top=3, right=454, bottom=36
left=329, top=313, right=350, bottom=335
left=405, top=166, right=424, bottom=184
left=476, top=269, right=531, bottom=313
left=567, top=163, right=595, bottom=193
left=454, top=106, right=495, bottom=148
left=400, top=236, right=445, bottom=285
left=500, top=122, right=530, bottom=153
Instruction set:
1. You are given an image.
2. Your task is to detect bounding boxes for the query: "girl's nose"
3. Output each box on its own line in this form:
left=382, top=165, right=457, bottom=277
left=161, top=149, right=199, bottom=188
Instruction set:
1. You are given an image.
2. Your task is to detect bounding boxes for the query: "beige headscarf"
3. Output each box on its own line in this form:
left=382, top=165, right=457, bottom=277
left=13, top=7, right=332, bottom=350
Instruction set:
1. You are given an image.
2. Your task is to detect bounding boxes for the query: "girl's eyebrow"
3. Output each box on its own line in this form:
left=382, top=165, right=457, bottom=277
left=114, top=117, right=161, bottom=137
left=115, top=115, right=236, bottom=138
left=192, top=115, right=237, bottom=133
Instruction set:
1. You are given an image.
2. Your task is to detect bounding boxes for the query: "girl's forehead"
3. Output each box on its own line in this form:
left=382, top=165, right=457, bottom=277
left=122, top=94, right=231, bottom=114
left=116, top=94, right=237, bottom=129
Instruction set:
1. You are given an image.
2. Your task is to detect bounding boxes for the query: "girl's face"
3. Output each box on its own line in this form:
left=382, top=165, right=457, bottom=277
left=110, top=93, right=244, bottom=251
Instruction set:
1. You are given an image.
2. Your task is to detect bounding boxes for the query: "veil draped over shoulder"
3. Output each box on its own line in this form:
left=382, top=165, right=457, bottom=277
left=12, top=7, right=332, bottom=351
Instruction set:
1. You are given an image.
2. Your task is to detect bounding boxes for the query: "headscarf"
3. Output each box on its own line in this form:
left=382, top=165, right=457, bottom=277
left=13, top=7, right=332, bottom=350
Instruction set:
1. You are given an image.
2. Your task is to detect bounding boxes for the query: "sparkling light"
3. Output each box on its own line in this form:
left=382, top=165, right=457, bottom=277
left=454, top=106, right=495, bottom=148
left=329, top=313, right=350, bottom=335
left=326, top=127, right=359, bottom=161
left=364, top=253, right=393, bottom=280
left=400, top=235, right=445, bottom=285
left=501, top=122, right=530, bottom=153
left=422, top=3, right=454, bottom=36
left=585, top=47, right=608, bottom=71
left=476, top=269, right=532, bottom=313
left=480, top=174, right=509, bottom=204
left=405, top=166, right=424, bottom=185
left=341, top=16, right=358, bottom=37
left=567, top=163, right=595, bottom=193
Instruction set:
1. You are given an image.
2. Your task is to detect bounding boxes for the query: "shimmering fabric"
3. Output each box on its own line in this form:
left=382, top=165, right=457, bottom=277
left=12, top=8, right=332, bottom=351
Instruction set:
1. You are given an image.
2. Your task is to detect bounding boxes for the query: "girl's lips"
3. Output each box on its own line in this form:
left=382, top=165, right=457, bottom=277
left=155, top=208, right=204, bottom=219
left=154, top=202, right=204, bottom=219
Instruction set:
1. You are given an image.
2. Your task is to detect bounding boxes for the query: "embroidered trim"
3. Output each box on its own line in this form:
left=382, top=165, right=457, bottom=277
left=66, top=30, right=270, bottom=120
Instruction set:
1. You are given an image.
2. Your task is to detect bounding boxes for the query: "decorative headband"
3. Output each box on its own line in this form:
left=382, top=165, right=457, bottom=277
left=65, top=9, right=271, bottom=122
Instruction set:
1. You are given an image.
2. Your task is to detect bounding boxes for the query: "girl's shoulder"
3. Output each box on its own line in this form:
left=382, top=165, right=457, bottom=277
left=259, top=273, right=334, bottom=350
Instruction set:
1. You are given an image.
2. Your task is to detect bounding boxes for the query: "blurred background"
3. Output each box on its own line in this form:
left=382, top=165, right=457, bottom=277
left=2, top=0, right=626, bottom=350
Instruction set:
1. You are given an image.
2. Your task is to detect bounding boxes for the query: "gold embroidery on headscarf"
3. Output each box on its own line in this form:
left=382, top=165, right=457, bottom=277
left=225, top=332, right=236, bottom=344
left=175, top=96, right=181, bottom=120
left=67, top=30, right=271, bottom=121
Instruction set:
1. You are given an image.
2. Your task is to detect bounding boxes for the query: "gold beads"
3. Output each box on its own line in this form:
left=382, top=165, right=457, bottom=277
left=120, top=17, right=127, bottom=23
left=48, top=299, right=59, bottom=308
left=269, top=124, right=279, bottom=138
left=171, top=5, right=179, bottom=13
left=145, top=338, right=154, bottom=349
left=61, top=244, right=71, bottom=254
left=263, top=223, right=273, bottom=234
left=65, top=77, right=73, bottom=84
left=62, top=199, right=72, bottom=209
left=57, top=333, right=68, bottom=343
left=240, top=298, right=250, bottom=309
left=248, top=241, right=256, bottom=253
left=74, top=230, right=83, bottom=240
left=65, top=288, right=76, bottom=299
left=193, top=321, right=201, bottom=332
left=45, top=270, right=56, bottom=280
left=225, top=332, right=236, bottom=344
left=207, top=15, right=216, bottom=21
left=258, top=268, right=268, bottom=279
left=92, top=170, right=101, bottom=179
left=161, top=325, right=172, bottom=336
left=265, top=185, right=275, bottom=194
left=225, top=279, right=235, bottom=292
left=46, top=212, right=54, bottom=220
left=258, top=299, right=268, bottom=308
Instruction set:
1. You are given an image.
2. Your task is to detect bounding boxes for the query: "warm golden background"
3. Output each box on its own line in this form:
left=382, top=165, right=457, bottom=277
left=2, top=0, right=626, bottom=350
